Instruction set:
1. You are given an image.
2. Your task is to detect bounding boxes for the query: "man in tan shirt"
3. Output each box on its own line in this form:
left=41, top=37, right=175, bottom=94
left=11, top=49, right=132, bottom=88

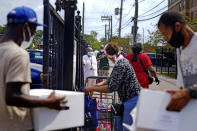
left=0, top=6, right=67, bottom=130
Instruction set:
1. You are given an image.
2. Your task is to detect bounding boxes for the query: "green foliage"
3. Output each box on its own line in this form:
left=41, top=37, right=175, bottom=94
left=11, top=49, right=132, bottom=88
left=111, top=36, right=131, bottom=54
left=184, top=15, right=197, bottom=32
left=83, top=31, right=102, bottom=50
left=29, top=30, right=43, bottom=49
left=147, top=25, right=165, bottom=47
left=0, top=24, right=7, bottom=34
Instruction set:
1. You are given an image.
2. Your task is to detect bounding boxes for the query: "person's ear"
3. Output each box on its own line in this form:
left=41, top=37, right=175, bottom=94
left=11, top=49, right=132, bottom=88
left=174, top=22, right=182, bottom=32
left=22, top=23, right=29, bottom=39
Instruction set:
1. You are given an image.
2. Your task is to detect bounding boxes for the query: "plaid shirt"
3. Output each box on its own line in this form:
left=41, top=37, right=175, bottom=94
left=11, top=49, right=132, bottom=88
left=107, top=57, right=141, bottom=102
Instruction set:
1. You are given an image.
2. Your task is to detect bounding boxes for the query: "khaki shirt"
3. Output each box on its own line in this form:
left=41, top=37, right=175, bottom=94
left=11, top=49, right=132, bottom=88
left=0, top=41, right=32, bottom=131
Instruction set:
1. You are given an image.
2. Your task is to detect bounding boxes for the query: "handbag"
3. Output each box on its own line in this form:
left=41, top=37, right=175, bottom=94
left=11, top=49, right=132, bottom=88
left=137, top=56, right=154, bottom=85
left=111, top=103, right=124, bottom=117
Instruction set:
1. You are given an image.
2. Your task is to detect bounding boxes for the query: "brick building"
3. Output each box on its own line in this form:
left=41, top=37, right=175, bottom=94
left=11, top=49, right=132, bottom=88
left=168, top=0, right=197, bottom=19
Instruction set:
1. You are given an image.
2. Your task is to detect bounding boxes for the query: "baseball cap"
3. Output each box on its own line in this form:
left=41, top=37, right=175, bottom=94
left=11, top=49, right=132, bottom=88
left=7, top=6, right=45, bottom=26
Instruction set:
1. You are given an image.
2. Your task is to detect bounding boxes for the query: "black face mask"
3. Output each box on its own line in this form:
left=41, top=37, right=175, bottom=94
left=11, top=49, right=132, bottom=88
left=168, top=26, right=184, bottom=48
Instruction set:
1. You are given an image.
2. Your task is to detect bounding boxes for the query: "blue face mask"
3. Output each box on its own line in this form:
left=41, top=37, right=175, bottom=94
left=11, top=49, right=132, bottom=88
left=88, top=52, right=93, bottom=56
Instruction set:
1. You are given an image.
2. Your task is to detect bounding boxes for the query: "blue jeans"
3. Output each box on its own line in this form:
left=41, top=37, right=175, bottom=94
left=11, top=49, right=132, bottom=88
left=116, top=96, right=138, bottom=131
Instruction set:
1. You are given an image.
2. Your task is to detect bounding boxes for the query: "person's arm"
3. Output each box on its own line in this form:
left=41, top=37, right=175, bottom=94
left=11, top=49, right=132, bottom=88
left=166, top=84, right=197, bottom=111
left=96, top=53, right=105, bottom=61
left=6, top=82, right=67, bottom=110
left=166, top=88, right=191, bottom=111
left=147, top=65, right=160, bottom=85
left=147, top=65, right=158, bottom=78
left=96, top=81, right=107, bottom=86
left=5, top=53, right=67, bottom=110
left=83, top=84, right=110, bottom=93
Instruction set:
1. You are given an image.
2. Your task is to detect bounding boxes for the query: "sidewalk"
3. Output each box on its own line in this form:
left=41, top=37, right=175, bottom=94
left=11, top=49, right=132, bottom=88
left=150, top=74, right=179, bottom=91
left=125, top=75, right=179, bottom=131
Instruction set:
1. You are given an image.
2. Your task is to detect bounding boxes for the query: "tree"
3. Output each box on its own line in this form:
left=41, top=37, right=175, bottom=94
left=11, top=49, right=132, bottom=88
left=111, top=36, right=131, bottom=54
left=0, top=24, right=7, bottom=34
left=29, top=30, right=43, bottom=49
left=184, top=15, right=197, bottom=32
left=83, top=30, right=102, bottom=50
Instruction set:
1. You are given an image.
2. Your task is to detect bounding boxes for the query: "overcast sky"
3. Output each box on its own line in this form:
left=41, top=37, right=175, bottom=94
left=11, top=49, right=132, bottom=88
left=0, top=0, right=167, bottom=42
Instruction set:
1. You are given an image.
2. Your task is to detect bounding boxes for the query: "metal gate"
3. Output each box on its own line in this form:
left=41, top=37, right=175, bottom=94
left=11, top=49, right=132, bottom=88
left=43, top=0, right=86, bottom=91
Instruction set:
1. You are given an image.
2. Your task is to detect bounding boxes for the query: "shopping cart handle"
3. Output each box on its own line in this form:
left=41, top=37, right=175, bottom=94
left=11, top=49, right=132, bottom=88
left=86, top=76, right=109, bottom=80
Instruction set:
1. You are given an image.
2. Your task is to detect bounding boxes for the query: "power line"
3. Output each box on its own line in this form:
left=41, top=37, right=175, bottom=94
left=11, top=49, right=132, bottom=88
left=139, top=5, right=167, bottom=18
left=122, top=3, right=135, bottom=18
left=106, top=0, right=118, bottom=16
left=101, top=0, right=110, bottom=16
left=103, top=0, right=114, bottom=16
left=139, top=0, right=165, bottom=17
left=138, top=11, right=165, bottom=21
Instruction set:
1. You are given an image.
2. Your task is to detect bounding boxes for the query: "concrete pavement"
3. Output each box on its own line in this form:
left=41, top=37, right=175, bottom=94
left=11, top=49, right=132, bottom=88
left=126, top=75, right=179, bottom=131
left=150, top=75, right=179, bottom=91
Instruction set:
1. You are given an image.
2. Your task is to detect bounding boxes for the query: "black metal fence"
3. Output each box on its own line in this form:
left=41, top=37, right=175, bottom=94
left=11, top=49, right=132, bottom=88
left=43, top=0, right=87, bottom=91
left=155, top=48, right=177, bottom=78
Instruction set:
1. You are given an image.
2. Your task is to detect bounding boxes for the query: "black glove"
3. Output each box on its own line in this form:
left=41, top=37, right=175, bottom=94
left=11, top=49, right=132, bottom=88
left=155, top=77, right=160, bottom=85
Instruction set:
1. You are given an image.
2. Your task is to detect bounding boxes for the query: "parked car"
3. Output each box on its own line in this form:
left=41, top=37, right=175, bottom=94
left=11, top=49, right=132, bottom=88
left=27, top=49, right=43, bottom=65
left=144, top=53, right=172, bottom=67
left=30, top=63, right=42, bottom=89
left=27, top=50, right=43, bottom=89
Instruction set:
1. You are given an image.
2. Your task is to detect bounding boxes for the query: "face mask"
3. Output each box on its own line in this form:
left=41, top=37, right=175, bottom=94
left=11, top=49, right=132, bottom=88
left=21, top=25, right=33, bottom=49
left=88, top=52, right=93, bottom=56
left=100, top=49, right=104, bottom=52
left=168, top=26, right=184, bottom=48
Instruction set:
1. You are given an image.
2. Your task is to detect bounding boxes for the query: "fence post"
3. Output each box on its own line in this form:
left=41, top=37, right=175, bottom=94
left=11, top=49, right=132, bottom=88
left=75, top=11, right=82, bottom=90
left=168, top=48, right=170, bottom=76
left=62, top=0, right=77, bottom=91
left=43, top=0, right=49, bottom=88
left=156, top=47, right=158, bottom=72
left=161, top=48, right=163, bottom=74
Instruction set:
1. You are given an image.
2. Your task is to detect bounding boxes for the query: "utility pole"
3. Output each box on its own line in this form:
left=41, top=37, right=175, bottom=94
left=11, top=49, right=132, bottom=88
left=105, top=24, right=107, bottom=41
left=111, top=16, right=112, bottom=41
left=133, top=0, right=138, bottom=44
left=143, top=28, right=144, bottom=44
left=118, top=0, right=123, bottom=37
left=108, top=19, right=110, bottom=41
left=101, top=16, right=112, bottom=41
left=82, top=2, right=85, bottom=35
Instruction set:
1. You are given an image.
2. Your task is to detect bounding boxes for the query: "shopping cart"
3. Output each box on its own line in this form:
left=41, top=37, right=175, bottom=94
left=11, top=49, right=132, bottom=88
left=83, top=76, right=118, bottom=131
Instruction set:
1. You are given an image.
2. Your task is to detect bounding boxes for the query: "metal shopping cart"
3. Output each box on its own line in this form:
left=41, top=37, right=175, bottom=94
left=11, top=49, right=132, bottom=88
left=82, top=76, right=118, bottom=131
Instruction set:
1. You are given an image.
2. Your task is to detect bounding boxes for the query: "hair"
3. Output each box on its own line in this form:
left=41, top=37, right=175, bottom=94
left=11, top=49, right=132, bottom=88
left=158, top=11, right=186, bottom=28
left=100, top=45, right=104, bottom=49
left=132, top=43, right=143, bottom=62
left=105, top=43, right=119, bottom=56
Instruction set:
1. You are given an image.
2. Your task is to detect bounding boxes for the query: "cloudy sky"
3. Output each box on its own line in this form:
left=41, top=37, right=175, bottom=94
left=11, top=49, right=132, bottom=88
left=0, top=0, right=167, bottom=42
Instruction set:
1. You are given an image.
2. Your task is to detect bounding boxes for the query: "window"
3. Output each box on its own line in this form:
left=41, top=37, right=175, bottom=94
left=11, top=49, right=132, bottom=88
left=192, top=0, right=194, bottom=7
left=34, top=52, right=43, bottom=59
left=182, top=0, right=184, bottom=10
left=179, top=2, right=182, bottom=11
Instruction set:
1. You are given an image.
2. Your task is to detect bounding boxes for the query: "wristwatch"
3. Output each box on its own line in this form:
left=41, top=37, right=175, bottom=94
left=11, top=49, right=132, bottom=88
left=188, top=84, right=197, bottom=98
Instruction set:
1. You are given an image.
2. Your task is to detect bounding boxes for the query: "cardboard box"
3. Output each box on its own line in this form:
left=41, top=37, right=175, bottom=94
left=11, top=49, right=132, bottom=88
left=136, top=89, right=197, bottom=131
left=30, top=89, right=84, bottom=131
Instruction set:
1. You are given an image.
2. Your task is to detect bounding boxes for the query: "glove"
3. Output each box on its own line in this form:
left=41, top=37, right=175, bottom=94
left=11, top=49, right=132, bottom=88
left=155, top=77, right=160, bottom=85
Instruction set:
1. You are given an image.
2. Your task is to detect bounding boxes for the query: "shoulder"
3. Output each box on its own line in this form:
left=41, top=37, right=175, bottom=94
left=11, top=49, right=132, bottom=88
left=1, top=41, right=29, bottom=59
left=139, top=53, right=150, bottom=59
left=83, top=55, right=88, bottom=59
left=116, top=58, right=130, bottom=66
left=125, top=54, right=132, bottom=58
